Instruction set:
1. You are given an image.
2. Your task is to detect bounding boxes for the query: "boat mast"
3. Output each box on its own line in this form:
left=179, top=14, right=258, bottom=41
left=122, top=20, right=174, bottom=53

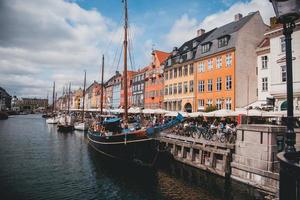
left=82, top=70, right=86, bottom=122
left=123, top=0, right=128, bottom=123
left=100, top=55, right=104, bottom=115
left=67, top=82, right=71, bottom=114
left=52, top=81, right=55, bottom=114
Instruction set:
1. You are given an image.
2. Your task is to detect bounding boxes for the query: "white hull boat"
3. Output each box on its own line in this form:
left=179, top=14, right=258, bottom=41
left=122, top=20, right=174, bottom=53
left=46, top=117, right=59, bottom=124
left=74, top=122, right=89, bottom=131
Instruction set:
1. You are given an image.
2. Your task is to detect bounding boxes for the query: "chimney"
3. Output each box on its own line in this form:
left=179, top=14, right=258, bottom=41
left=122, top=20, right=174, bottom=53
left=197, top=29, right=205, bottom=36
left=234, top=13, right=243, bottom=22
left=270, top=16, right=278, bottom=28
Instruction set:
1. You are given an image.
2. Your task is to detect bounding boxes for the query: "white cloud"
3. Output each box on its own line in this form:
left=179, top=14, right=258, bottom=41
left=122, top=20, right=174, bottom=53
left=164, top=0, right=274, bottom=48
left=0, top=0, right=128, bottom=97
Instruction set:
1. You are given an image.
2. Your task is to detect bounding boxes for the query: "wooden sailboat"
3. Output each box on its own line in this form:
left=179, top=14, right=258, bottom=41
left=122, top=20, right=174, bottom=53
left=57, top=83, right=74, bottom=132
left=87, top=0, right=183, bottom=166
left=46, top=82, right=59, bottom=124
left=74, top=71, right=89, bottom=131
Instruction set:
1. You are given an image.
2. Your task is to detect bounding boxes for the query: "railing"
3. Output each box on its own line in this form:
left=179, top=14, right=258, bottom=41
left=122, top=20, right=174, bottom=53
left=278, top=151, right=300, bottom=200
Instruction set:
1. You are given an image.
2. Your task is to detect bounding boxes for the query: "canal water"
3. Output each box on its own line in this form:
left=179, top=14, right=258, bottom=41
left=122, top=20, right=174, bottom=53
left=0, top=115, right=266, bottom=200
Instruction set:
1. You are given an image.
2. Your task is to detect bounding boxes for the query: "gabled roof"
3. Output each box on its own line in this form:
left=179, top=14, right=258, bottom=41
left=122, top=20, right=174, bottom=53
left=154, top=50, right=170, bottom=63
left=257, top=37, right=270, bottom=48
left=196, top=11, right=259, bottom=58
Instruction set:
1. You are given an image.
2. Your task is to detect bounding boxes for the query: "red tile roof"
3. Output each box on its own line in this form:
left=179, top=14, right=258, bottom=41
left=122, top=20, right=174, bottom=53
left=154, top=50, right=170, bottom=64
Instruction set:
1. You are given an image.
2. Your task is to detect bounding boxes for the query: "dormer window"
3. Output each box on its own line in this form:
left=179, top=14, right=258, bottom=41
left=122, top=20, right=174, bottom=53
left=218, top=35, right=230, bottom=48
left=192, top=41, right=198, bottom=48
left=167, top=59, right=171, bottom=66
left=183, top=46, right=188, bottom=51
left=201, top=43, right=211, bottom=53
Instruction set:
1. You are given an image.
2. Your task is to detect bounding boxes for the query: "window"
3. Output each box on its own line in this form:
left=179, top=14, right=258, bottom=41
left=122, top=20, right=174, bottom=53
left=189, top=64, right=194, bottom=75
left=178, top=66, right=182, bottom=77
left=218, top=36, right=229, bottom=48
left=173, top=83, right=177, bottom=94
left=174, top=68, right=177, bottom=78
left=169, top=85, right=172, bottom=95
left=225, top=98, right=232, bottom=110
left=216, top=77, right=222, bottom=91
left=178, top=82, right=182, bottom=94
left=226, top=53, right=232, bottom=67
left=169, top=70, right=173, bottom=79
left=216, top=56, right=222, bottom=69
left=165, top=71, right=168, bottom=80
left=198, top=62, right=205, bottom=72
left=262, top=77, right=268, bottom=91
left=201, top=43, right=210, bottom=53
left=198, top=99, right=204, bottom=110
left=216, top=99, right=222, bottom=109
left=198, top=80, right=205, bottom=92
left=167, top=59, right=171, bottom=66
left=189, top=80, right=194, bottom=93
left=208, top=79, right=213, bottom=92
left=226, top=75, right=232, bottom=90
left=184, top=65, right=188, bottom=76
left=184, top=81, right=188, bottom=93
left=207, top=99, right=213, bottom=107
left=280, top=37, right=285, bottom=53
left=262, top=56, right=268, bottom=69
left=208, top=59, right=213, bottom=70
left=281, top=65, right=287, bottom=82
left=165, top=86, right=168, bottom=95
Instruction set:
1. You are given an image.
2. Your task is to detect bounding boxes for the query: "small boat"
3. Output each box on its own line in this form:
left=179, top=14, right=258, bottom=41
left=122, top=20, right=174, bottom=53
left=74, top=122, right=89, bottom=131
left=57, top=83, right=74, bottom=132
left=74, top=70, right=89, bottom=131
left=46, top=117, right=59, bottom=124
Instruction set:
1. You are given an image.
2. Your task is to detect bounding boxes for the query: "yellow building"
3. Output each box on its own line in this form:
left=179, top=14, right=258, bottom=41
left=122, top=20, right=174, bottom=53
left=163, top=29, right=214, bottom=112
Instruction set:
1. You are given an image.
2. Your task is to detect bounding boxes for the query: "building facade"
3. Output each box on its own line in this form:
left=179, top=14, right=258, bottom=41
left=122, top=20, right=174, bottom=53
left=265, top=20, right=300, bottom=111
left=163, top=29, right=214, bottom=112
left=120, top=71, right=136, bottom=108
left=0, top=87, right=11, bottom=110
left=132, top=67, right=147, bottom=108
left=195, top=12, right=267, bottom=111
left=144, top=50, right=170, bottom=109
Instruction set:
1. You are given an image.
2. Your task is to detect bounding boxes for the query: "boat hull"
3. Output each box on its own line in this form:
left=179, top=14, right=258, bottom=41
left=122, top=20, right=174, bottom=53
left=46, top=117, right=58, bottom=124
left=74, top=122, right=89, bottom=131
left=87, top=131, right=158, bottom=166
left=57, top=124, right=74, bottom=132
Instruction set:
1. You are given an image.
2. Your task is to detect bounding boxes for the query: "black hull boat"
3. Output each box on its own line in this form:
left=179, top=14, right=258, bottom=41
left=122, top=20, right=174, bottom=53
left=88, top=131, right=158, bottom=166
left=57, top=124, right=74, bottom=132
left=87, top=114, right=184, bottom=166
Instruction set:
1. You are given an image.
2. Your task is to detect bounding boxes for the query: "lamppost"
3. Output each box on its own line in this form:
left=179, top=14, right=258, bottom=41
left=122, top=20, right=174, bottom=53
left=270, top=1, right=300, bottom=199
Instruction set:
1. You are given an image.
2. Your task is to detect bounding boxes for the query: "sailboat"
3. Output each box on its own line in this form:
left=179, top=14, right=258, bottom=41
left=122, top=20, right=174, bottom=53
left=57, top=83, right=74, bottom=132
left=46, top=81, right=59, bottom=124
left=74, top=70, right=89, bottom=131
left=87, top=0, right=183, bottom=166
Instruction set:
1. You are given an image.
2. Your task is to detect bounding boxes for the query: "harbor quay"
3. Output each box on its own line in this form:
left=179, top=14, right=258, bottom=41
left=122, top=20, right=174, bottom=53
left=155, top=124, right=300, bottom=197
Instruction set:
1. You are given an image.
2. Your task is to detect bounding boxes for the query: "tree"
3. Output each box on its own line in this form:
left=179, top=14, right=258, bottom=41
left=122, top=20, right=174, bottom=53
left=205, top=105, right=217, bottom=112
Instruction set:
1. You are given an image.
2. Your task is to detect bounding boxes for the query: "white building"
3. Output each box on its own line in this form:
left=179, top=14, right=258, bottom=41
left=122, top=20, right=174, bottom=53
left=257, top=20, right=300, bottom=111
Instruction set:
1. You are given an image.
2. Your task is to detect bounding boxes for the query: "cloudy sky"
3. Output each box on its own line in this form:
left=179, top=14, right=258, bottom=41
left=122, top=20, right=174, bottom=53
left=0, top=0, right=274, bottom=98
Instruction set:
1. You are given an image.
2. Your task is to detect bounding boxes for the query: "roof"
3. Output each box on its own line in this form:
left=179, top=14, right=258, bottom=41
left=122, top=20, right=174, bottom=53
left=154, top=50, right=170, bottom=63
left=257, top=37, right=270, bottom=48
left=195, top=12, right=258, bottom=58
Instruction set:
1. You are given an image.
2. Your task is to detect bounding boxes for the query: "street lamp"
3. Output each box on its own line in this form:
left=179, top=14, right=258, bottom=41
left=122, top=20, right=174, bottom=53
left=270, top=0, right=300, bottom=152
left=270, top=1, right=300, bottom=199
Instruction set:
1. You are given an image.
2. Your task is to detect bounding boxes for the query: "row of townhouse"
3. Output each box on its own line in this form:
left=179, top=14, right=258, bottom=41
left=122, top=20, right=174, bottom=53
left=57, top=12, right=300, bottom=113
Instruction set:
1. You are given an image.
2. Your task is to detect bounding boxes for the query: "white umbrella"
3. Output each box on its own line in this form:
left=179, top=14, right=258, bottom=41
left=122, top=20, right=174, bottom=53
left=203, top=109, right=237, bottom=117
left=142, top=109, right=156, bottom=114
left=188, top=112, right=204, bottom=118
left=164, top=111, right=189, bottom=117
left=128, top=107, right=141, bottom=114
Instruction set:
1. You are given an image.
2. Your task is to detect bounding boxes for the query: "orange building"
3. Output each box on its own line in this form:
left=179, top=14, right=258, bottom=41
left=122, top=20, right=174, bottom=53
left=144, top=50, right=170, bottom=109
left=195, top=12, right=267, bottom=111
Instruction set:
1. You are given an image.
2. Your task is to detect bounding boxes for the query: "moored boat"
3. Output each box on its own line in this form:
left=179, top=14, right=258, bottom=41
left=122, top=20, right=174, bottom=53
left=46, top=117, right=59, bottom=124
left=74, top=122, right=89, bottom=131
